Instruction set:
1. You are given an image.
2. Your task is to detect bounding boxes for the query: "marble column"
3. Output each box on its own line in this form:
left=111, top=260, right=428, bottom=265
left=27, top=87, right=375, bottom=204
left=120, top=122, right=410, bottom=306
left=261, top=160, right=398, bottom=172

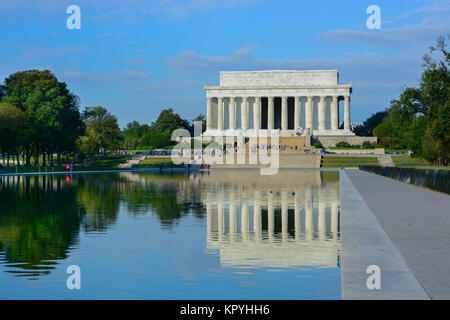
left=241, top=97, right=248, bottom=130
left=229, top=97, right=236, bottom=130
left=217, top=97, right=224, bottom=131
left=254, top=97, right=261, bottom=131
left=306, top=96, right=313, bottom=130
left=331, top=96, right=338, bottom=130
left=281, top=96, right=288, bottom=130
left=319, top=96, right=326, bottom=131
left=268, top=97, right=274, bottom=130
left=294, top=97, right=300, bottom=129
left=206, top=97, right=213, bottom=130
left=344, top=95, right=350, bottom=131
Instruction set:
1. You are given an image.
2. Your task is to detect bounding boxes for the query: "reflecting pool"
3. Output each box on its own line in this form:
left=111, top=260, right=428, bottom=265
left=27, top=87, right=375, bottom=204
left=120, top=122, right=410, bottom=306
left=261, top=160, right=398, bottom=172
left=0, top=170, right=341, bottom=299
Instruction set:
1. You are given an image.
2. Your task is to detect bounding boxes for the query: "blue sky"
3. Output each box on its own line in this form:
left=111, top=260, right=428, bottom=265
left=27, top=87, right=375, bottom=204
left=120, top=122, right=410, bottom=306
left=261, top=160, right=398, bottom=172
left=1, top=0, right=449, bottom=127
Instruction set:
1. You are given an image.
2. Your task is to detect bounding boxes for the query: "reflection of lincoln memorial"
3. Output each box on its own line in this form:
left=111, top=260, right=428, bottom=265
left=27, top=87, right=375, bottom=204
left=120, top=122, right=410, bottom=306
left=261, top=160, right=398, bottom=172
left=196, top=171, right=340, bottom=269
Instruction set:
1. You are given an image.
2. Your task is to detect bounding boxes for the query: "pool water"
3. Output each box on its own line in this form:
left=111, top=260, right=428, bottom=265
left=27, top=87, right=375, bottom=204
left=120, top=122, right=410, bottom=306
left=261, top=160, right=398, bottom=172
left=0, top=170, right=341, bottom=299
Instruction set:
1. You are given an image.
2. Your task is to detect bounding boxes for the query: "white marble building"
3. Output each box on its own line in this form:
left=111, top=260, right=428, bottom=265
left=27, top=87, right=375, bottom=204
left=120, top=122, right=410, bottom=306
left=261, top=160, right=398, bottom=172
left=204, top=70, right=354, bottom=137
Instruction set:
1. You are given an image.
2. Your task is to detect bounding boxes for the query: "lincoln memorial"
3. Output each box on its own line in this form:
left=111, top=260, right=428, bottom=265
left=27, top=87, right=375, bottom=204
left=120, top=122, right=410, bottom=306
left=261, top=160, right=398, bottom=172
left=204, top=70, right=355, bottom=138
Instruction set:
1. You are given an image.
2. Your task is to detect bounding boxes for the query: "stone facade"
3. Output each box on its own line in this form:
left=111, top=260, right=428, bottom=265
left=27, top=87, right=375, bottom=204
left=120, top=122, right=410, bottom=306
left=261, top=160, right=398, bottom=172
left=204, top=70, right=355, bottom=138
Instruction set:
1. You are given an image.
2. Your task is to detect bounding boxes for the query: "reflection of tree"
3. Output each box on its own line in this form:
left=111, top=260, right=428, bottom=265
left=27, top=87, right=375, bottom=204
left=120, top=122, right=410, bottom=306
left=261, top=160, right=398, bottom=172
left=321, top=171, right=340, bottom=184
left=0, top=172, right=206, bottom=279
left=0, top=175, right=82, bottom=278
left=0, top=174, right=122, bottom=278
left=75, top=175, right=121, bottom=232
left=120, top=173, right=205, bottom=229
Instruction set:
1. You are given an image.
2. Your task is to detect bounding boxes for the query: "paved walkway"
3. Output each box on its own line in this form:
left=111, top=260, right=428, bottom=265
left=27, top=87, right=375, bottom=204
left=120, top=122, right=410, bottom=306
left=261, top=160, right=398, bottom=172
left=377, top=155, right=395, bottom=167
left=346, top=169, right=450, bottom=300
left=340, top=170, right=429, bottom=299
left=118, top=155, right=147, bottom=168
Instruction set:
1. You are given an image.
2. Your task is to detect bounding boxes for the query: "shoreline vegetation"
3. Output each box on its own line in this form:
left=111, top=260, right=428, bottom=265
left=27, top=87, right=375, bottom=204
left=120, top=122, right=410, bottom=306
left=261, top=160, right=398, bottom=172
left=1, top=153, right=449, bottom=175
left=0, top=156, right=185, bottom=174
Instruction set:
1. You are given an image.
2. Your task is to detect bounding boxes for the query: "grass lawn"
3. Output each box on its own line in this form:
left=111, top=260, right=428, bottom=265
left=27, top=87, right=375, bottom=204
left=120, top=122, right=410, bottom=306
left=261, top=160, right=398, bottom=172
left=75, top=156, right=131, bottom=171
left=321, top=156, right=379, bottom=168
left=392, top=156, right=435, bottom=168
left=137, top=157, right=184, bottom=168
left=0, top=156, right=131, bottom=174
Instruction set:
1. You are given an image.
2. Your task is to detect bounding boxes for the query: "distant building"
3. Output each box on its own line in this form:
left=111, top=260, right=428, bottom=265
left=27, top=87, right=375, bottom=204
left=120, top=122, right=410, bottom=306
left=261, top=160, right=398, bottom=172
left=204, top=70, right=353, bottom=137
left=203, top=70, right=378, bottom=147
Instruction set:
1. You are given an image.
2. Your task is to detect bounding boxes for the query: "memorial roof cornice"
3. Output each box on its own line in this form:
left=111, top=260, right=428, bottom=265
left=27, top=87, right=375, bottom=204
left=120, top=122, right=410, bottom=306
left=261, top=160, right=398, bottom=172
left=204, top=84, right=352, bottom=90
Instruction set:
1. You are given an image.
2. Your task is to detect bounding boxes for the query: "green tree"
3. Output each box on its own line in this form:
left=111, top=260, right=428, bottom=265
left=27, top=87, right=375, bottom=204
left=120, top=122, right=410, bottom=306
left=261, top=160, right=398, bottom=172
left=152, top=108, right=191, bottom=134
left=82, top=106, right=122, bottom=156
left=405, top=116, right=427, bottom=156
left=122, top=121, right=151, bottom=150
left=75, top=127, right=98, bottom=160
left=420, top=36, right=450, bottom=165
left=373, top=122, right=390, bottom=138
left=375, top=36, right=449, bottom=163
left=138, top=129, right=173, bottom=149
left=0, top=69, right=83, bottom=166
left=353, top=111, right=387, bottom=137
left=376, top=89, right=425, bottom=151
left=124, top=108, right=193, bottom=150
left=0, top=102, right=24, bottom=165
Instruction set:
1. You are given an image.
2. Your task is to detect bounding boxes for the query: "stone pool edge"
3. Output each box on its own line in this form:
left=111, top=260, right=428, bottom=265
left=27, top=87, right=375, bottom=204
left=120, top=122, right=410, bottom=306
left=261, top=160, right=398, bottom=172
left=339, top=169, right=430, bottom=300
left=0, top=167, right=195, bottom=177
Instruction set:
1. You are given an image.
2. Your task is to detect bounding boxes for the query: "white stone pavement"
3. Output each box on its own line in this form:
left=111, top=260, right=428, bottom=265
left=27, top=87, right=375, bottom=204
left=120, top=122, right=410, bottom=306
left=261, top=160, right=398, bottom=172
left=340, top=169, right=430, bottom=300
left=346, top=169, right=450, bottom=300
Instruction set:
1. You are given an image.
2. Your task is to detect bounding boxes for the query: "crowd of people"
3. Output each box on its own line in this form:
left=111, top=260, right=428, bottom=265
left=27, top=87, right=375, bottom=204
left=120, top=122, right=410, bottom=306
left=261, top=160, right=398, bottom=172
left=116, top=150, right=172, bottom=156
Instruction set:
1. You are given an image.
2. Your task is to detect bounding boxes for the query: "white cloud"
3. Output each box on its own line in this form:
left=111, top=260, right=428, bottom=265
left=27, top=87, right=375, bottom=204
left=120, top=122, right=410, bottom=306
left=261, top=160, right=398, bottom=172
left=411, top=0, right=450, bottom=14
left=317, top=16, right=450, bottom=49
left=168, top=46, right=422, bottom=82
left=0, top=0, right=262, bottom=22
left=168, top=46, right=255, bottom=76
left=127, top=77, right=203, bottom=94
left=63, top=69, right=149, bottom=82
